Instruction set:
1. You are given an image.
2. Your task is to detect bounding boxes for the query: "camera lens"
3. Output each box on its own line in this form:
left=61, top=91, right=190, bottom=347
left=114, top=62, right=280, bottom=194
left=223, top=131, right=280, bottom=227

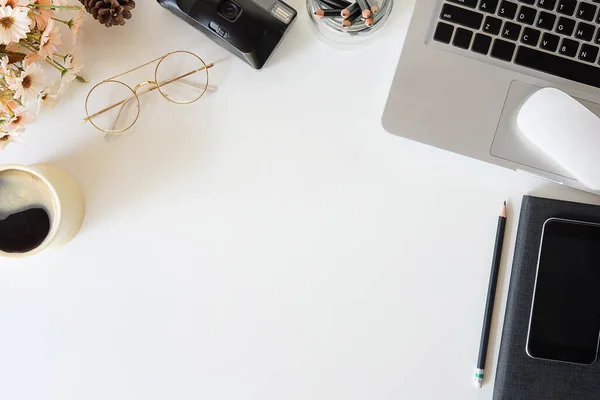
left=219, top=0, right=242, bottom=21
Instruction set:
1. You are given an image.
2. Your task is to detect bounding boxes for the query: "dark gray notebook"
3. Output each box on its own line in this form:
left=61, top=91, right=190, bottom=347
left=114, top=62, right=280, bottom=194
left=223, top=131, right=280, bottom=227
left=493, top=195, right=600, bottom=400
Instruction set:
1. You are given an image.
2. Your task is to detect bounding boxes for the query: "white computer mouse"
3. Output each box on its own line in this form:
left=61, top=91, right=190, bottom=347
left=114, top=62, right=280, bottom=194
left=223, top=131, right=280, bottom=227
left=517, top=88, right=600, bottom=192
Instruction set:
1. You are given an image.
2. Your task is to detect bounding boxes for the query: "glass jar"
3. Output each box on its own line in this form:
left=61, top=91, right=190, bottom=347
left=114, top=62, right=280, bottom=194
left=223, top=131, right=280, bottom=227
left=306, top=0, right=393, bottom=49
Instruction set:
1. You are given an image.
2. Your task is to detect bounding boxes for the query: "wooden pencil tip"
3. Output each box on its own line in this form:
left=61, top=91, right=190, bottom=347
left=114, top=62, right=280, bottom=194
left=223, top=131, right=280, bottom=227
left=501, top=201, right=507, bottom=218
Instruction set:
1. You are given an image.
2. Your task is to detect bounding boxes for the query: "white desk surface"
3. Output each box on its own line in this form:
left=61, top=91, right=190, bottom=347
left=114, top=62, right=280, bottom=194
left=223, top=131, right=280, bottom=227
left=2, top=1, right=600, bottom=399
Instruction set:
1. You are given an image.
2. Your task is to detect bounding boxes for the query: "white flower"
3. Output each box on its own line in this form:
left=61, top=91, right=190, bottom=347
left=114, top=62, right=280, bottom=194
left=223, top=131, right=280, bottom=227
left=0, top=130, right=23, bottom=150
left=0, top=6, right=30, bottom=45
left=58, top=57, right=83, bottom=94
left=30, top=0, right=53, bottom=30
left=38, top=19, right=62, bottom=60
left=37, top=81, right=58, bottom=114
left=3, top=109, right=33, bottom=132
left=69, top=9, right=84, bottom=38
left=0, top=55, right=11, bottom=75
left=0, top=0, right=28, bottom=8
left=8, top=63, right=45, bottom=104
left=23, top=51, right=38, bottom=66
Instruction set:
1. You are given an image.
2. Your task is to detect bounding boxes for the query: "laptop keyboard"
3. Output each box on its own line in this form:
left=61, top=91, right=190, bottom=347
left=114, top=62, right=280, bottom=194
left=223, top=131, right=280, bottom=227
left=433, top=0, right=600, bottom=88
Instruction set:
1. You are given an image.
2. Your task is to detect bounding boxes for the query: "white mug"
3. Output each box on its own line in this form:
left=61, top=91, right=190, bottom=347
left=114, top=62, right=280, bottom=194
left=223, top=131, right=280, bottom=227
left=0, top=164, right=85, bottom=258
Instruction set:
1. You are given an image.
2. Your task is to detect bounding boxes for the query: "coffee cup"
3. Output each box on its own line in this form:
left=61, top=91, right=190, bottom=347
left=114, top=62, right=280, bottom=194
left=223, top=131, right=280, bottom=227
left=0, top=164, right=85, bottom=257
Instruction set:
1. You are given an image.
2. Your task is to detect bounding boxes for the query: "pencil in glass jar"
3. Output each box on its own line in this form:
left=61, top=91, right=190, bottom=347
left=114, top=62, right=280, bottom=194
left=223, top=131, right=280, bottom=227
left=340, top=2, right=359, bottom=18
left=315, top=8, right=344, bottom=17
left=319, top=0, right=351, bottom=9
left=365, top=0, right=379, bottom=14
left=341, top=7, right=361, bottom=27
left=356, top=0, right=371, bottom=18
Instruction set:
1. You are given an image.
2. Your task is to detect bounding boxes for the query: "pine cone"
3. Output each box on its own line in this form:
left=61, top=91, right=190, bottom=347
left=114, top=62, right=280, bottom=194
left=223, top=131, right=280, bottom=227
left=80, top=0, right=136, bottom=27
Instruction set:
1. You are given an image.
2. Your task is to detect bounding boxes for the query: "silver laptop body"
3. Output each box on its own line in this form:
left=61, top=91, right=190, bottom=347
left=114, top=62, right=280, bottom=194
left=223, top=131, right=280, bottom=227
left=382, top=0, right=600, bottom=193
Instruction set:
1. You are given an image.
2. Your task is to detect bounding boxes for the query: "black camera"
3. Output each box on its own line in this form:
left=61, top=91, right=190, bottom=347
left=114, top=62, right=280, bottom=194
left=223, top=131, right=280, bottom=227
left=158, top=0, right=297, bottom=69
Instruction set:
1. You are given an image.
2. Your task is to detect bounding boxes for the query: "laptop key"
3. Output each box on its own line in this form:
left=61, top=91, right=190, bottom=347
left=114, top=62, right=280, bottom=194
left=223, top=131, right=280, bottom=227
left=557, top=0, right=577, bottom=16
left=575, top=22, right=595, bottom=41
left=537, top=0, right=556, bottom=10
left=559, top=37, right=579, bottom=56
left=491, top=38, right=517, bottom=60
left=576, top=2, right=597, bottom=21
left=518, top=0, right=534, bottom=4
left=447, top=0, right=478, bottom=8
left=483, top=16, right=503, bottom=34
left=517, top=5, right=537, bottom=24
left=515, top=45, right=600, bottom=88
left=537, top=11, right=557, bottom=29
left=479, top=0, right=499, bottom=13
left=556, top=16, right=576, bottom=35
left=434, top=21, right=455, bottom=43
left=498, top=1, right=518, bottom=19
left=453, top=27, right=474, bottom=49
left=521, top=26, right=541, bottom=45
left=502, top=21, right=522, bottom=39
left=540, top=32, right=560, bottom=50
left=595, top=29, right=600, bottom=44
left=579, top=43, right=600, bottom=62
left=472, top=33, right=493, bottom=54
left=440, top=4, right=484, bottom=30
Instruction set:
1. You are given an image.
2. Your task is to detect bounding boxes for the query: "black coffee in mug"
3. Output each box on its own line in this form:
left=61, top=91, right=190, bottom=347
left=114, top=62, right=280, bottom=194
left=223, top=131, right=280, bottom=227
left=0, top=169, right=55, bottom=254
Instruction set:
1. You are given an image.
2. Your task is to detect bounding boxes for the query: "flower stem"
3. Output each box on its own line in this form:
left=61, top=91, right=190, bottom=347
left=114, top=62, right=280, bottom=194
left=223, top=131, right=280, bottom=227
left=45, top=59, right=65, bottom=73
left=51, top=17, right=69, bottom=25
left=29, top=4, right=83, bottom=10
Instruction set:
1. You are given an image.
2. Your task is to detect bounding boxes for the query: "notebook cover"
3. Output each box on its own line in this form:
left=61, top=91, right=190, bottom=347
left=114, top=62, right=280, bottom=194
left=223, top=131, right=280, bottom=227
left=493, top=195, right=600, bottom=400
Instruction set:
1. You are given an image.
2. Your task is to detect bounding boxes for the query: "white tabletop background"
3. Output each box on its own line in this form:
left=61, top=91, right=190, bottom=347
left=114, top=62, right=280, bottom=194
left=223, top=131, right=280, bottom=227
left=2, top=1, right=600, bottom=399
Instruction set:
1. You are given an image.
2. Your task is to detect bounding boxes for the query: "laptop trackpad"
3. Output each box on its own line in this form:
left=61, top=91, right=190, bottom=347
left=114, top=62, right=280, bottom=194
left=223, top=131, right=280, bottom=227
left=490, top=80, right=600, bottom=179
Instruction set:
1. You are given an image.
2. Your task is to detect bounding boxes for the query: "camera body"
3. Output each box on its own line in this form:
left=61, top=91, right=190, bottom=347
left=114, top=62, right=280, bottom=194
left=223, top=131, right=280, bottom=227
left=158, top=0, right=297, bottom=69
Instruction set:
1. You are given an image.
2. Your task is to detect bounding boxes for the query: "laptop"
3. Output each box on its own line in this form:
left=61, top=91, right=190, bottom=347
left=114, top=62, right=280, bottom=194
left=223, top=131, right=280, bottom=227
left=382, top=0, right=600, bottom=193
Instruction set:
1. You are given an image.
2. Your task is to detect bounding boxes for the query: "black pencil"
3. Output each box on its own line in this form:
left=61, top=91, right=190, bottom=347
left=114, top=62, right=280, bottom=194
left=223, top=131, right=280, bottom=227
left=315, top=8, right=344, bottom=17
left=319, top=0, right=351, bottom=9
left=356, top=0, right=371, bottom=18
left=341, top=2, right=359, bottom=18
left=475, top=201, right=507, bottom=388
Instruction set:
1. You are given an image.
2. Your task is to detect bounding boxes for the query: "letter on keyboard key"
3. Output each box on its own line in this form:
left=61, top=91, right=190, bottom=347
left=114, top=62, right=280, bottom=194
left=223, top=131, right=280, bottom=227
left=522, top=27, right=541, bottom=45
left=540, top=32, right=560, bottom=50
left=479, top=0, right=499, bottom=13
left=484, top=16, right=503, bottom=34
left=440, top=4, right=484, bottom=30
left=502, top=21, right=522, bottom=40
left=559, top=38, right=579, bottom=56
left=579, top=44, right=600, bottom=63
left=491, top=38, right=517, bottom=60
left=576, top=2, right=597, bottom=21
left=537, top=11, right=557, bottom=29
left=556, top=16, right=576, bottom=35
left=557, top=0, right=577, bottom=15
left=575, top=22, right=595, bottom=41
left=498, top=0, right=518, bottom=19
left=434, top=22, right=454, bottom=44
left=537, top=0, right=556, bottom=10
left=517, top=5, right=537, bottom=24
left=515, top=46, right=600, bottom=88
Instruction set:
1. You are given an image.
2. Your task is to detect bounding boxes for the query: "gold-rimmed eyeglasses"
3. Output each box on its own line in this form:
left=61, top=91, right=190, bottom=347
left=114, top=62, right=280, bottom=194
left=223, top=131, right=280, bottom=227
left=83, top=51, right=215, bottom=135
